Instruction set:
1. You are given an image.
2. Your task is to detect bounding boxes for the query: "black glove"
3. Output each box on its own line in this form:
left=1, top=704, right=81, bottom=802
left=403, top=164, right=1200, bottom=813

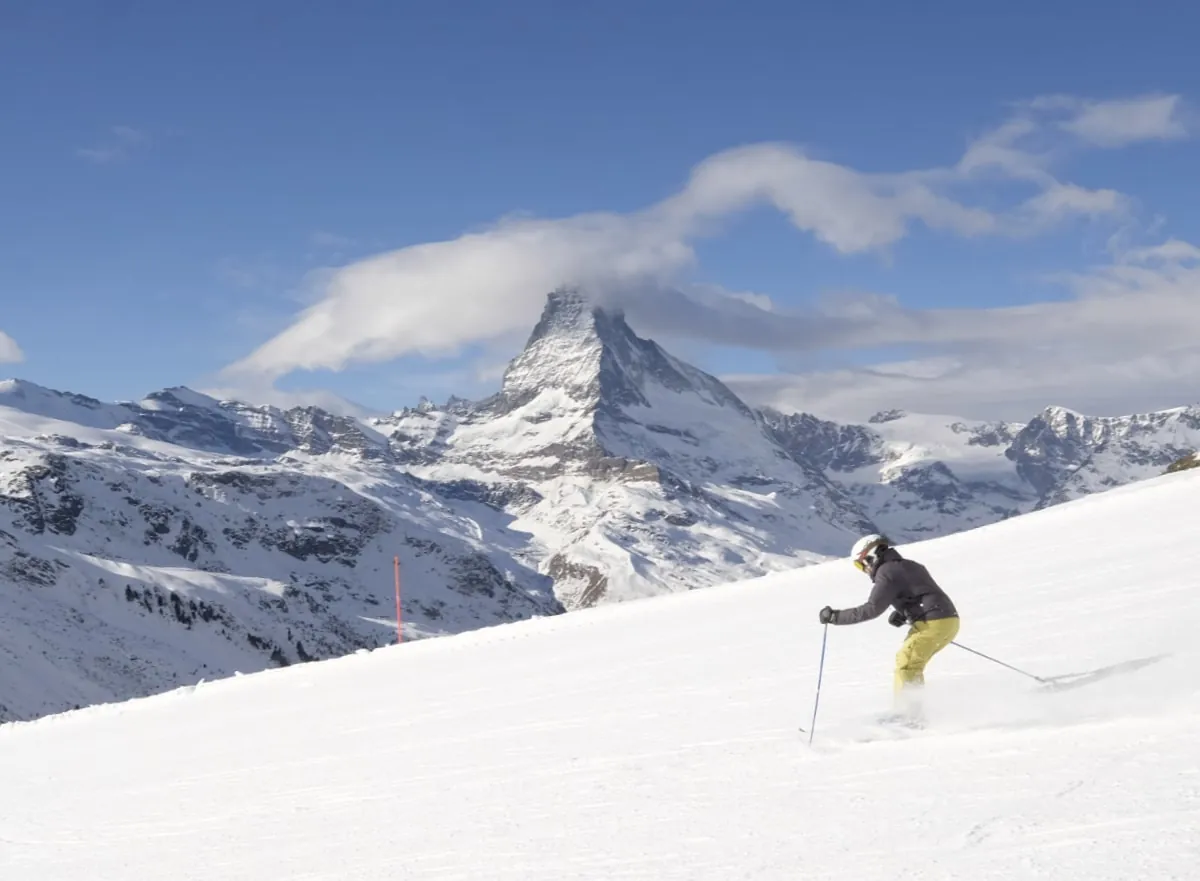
left=888, top=610, right=907, bottom=628
left=819, top=606, right=838, bottom=625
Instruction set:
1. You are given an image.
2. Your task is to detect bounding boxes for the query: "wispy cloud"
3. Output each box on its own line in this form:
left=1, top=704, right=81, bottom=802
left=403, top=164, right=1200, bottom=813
left=641, top=232, right=1200, bottom=361
left=76, top=125, right=149, bottom=164
left=1019, top=182, right=1128, bottom=224
left=1050, top=94, right=1189, bottom=147
left=224, top=210, right=697, bottom=379
left=949, top=94, right=1189, bottom=224
left=728, top=348, right=1200, bottom=423
left=657, top=143, right=999, bottom=253
left=1120, top=238, right=1200, bottom=264
left=225, top=95, right=1168, bottom=384
left=954, top=116, right=1047, bottom=182
left=723, top=237, right=1200, bottom=420
left=0, top=329, right=24, bottom=364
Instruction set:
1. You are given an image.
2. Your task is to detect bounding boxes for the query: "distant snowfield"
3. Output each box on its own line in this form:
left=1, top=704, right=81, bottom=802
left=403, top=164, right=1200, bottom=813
left=862, top=411, right=1023, bottom=480
left=2, top=470, right=1199, bottom=879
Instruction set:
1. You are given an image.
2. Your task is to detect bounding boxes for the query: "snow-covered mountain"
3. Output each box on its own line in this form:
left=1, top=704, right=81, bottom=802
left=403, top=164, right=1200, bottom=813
left=3, top=288, right=1198, bottom=722
left=762, top=408, right=1029, bottom=539
left=763, top=402, right=1200, bottom=539
left=0, top=382, right=562, bottom=722
left=376, top=289, right=873, bottom=608
left=1014, top=405, right=1200, bottom=508
left=374, top=289, right=1200, bottom=600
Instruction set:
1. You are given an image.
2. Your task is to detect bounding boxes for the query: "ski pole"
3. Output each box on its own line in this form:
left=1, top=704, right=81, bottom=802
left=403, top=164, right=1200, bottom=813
left=808, top=622, right=829, bottom=745
left=951, top=641, right=1046, bottom=684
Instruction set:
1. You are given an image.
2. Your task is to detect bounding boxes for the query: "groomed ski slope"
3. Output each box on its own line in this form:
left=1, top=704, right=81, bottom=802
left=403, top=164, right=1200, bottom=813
left=3, top=471, right=1199, bottom=880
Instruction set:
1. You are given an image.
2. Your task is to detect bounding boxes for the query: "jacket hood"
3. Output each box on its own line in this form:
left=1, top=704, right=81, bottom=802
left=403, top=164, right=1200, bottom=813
left=870, top=546, right=903, bottom=578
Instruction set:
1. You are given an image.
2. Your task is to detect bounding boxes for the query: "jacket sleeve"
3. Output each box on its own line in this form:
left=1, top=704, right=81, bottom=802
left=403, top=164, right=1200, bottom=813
left=835, top=567, right=899, bottom=625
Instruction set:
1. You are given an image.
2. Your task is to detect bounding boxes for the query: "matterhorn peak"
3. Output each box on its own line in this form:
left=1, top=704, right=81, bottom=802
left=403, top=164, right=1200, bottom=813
left=498, top=288, right=635, bottom=409
left=522, top=287, right=629, bottom=348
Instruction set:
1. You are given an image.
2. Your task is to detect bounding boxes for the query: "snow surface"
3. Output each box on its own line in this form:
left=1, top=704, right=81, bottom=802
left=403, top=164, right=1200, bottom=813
left=3, top=468, right=1198, bottom=879
left=855, top=411, right=1024, bottom=486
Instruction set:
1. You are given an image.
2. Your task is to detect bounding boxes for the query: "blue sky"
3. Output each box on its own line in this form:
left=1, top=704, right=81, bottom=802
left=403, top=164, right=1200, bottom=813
left=1, top=0, right=1198, bottom=420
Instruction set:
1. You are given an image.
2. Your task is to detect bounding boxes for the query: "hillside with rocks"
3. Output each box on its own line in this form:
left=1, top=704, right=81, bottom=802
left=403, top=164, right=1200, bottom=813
left=0, top=381, right=562, bottom=722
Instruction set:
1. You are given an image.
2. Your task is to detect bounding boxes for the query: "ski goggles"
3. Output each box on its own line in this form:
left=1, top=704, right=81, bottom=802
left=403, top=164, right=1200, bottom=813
left=852, top=557, right=869, bottom=572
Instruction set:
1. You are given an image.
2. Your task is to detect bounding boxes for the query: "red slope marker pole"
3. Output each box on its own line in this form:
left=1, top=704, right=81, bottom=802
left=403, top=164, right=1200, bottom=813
left=393, top=555, right=402, bottom=644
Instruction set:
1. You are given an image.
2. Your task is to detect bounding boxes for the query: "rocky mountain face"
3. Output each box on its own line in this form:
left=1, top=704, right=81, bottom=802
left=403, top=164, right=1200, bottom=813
left=0, top=381, right=561, bottom=723
left=761, top=408, right=1029, bottom=539
left=1013, top=406, right=1200, bottom=508
left=762, top=402, right=1200, bottom=539
left=3, top=288, right=1198, bottom=722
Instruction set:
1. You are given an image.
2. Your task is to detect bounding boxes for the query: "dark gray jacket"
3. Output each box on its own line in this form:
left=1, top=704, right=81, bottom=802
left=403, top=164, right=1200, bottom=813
left=834, top=548, right=958, bottom=626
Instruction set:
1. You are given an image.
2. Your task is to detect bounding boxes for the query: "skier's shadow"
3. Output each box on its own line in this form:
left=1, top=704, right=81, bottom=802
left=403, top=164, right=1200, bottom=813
left=1040, top=654, right=1169, bottom=692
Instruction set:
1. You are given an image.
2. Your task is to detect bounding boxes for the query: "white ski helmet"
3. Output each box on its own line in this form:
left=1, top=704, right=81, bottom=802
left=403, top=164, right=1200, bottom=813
left=850, top=533, right=890, bottom=573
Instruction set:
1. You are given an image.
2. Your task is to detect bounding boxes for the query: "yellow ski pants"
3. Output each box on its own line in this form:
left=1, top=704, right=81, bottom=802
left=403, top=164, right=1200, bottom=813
left=894, top=617, right=960, bottom=693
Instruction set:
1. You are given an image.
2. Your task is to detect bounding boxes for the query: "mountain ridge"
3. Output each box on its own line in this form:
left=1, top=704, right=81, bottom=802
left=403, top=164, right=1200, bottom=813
left=2, top=288, right=1198, bottom=721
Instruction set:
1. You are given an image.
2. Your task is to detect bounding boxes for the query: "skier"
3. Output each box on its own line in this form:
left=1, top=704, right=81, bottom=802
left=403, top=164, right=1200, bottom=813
left=819, top=534, right=960, bottom=720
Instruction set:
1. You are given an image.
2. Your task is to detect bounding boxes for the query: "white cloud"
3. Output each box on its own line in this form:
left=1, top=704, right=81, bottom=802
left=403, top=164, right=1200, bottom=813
left=729, top=348, right=1200, bottom=423
left=1057, top=94, right=1189, bottom=147
left=226, top=94, right=1156, bottom=384
left=728, top=349, right=1200, bottom=423
left=945, top=94, right=1189, bottom=231
left=948, top=101, right=1156, bottom=231
left=225, top=212, right=696, bottom=380
left=955, top=116, right=1050, bottom=183
left=1120, top=238, right=1200, bottom=264
left=0, top=330, right=24, bottom=364
left=658, top=143, right=998, bottom=252
left=1019, top=182, right=1128, bottom=224
left=723, top=238, right=1200, bottom=421
left=76, top=126, right=149, bottom=164
left=729, top=291, right=776, bottom=312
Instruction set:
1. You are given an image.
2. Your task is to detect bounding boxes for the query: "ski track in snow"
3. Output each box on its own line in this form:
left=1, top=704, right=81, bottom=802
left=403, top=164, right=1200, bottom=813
left=2, top=467, right=1200, bottom=878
